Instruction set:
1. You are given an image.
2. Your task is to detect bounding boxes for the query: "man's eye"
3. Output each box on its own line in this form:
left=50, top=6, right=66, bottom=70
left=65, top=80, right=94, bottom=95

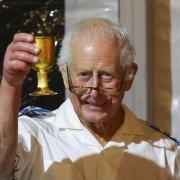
left=77, top=72, right=92, bottom=80
left=100, top=72, right=114, bottom=80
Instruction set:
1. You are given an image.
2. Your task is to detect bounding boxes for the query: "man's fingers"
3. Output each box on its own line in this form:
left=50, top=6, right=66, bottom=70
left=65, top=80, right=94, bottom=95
left=10, top=51, right=39, bottom=64
left=6, top=34, right=40, bottom=65
left=9, top=60, right=32, bottom=72
left=11, top=42, right=40, bottom=55
left=13, top=33, right=34, bottom=43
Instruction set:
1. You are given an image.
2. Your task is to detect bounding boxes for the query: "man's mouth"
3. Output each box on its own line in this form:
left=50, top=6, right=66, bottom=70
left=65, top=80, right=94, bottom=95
left=83, top=100, right=106, bottom=110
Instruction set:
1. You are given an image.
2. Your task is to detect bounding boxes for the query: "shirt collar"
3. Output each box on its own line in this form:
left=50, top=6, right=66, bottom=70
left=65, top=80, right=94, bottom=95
left=111, top=104, right=145, bottom=141
left=55, top=99, right=144, bottom=136
left=54, top=99, right=84, bottom=130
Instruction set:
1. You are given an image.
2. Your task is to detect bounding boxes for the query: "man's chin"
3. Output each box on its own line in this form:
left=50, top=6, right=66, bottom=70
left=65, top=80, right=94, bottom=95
left=81, top=110, right=108, bottom=124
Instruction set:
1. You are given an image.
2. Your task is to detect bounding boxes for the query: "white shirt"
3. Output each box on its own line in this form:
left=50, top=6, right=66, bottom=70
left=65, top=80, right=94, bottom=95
left=16, top=99, right=180, bottom=180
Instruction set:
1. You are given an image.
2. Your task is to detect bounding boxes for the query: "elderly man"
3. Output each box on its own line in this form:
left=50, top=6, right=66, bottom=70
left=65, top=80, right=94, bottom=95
left=0, top=17, right=180, bottom=180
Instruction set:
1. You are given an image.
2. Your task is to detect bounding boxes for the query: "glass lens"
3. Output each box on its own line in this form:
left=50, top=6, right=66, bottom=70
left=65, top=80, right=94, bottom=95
left=72, top=86, right=120, bottom=96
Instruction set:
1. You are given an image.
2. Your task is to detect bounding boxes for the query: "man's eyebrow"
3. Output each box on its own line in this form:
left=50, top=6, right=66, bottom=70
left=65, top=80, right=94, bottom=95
left=77, top=71, right=92, bottom=75
left=98, top=70, right=118, bottom=75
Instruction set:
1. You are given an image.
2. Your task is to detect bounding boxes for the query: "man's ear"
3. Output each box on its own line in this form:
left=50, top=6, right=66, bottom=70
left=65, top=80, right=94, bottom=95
left=123, top=63, right=138, bottom=91
left=59, top=65, right=69, bottom=89
left=61, top=72, right=69, bottom=89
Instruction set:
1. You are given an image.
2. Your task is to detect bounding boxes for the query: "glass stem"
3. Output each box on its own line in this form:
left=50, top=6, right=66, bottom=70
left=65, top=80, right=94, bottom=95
left=37, top=69, right=48, bottom=89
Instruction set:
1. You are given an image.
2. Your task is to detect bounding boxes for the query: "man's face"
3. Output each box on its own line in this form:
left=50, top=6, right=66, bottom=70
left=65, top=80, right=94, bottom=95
left=66, top=37, right=132, bottom=125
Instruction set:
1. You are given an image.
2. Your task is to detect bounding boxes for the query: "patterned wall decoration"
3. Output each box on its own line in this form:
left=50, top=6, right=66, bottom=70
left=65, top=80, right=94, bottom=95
left=0, top=0, right=65, bottom=110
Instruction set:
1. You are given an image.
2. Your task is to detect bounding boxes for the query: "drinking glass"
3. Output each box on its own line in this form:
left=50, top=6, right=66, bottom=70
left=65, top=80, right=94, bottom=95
left=29, top=35, right=58, bottom=96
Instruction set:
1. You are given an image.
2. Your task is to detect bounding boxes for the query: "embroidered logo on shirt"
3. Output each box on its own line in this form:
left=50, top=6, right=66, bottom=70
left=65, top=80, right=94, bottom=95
left=18, top=106, right=52, bottom=117
left=13, top=154, right=20, bottom=180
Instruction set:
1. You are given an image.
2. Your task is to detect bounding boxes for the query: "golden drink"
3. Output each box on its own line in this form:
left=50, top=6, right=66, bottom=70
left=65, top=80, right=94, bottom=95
left=33, top=36, right=54, bottom=70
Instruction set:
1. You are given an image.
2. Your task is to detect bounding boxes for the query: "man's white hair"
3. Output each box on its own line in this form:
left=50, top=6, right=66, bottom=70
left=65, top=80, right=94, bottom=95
left=57, top=17, right=135, bottom=71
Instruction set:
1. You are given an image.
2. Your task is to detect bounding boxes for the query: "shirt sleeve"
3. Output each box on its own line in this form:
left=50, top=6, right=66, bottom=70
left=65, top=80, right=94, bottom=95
left=14, top=117, right=44, bottom=180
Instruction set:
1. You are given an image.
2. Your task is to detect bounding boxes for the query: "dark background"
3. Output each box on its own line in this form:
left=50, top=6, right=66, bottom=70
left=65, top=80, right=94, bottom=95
left=0, top=0, right=65, bottom=110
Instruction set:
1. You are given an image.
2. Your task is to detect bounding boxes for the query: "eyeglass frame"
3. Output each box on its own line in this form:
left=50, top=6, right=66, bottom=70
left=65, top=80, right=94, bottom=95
left=65, top=64, right=127, bottom=96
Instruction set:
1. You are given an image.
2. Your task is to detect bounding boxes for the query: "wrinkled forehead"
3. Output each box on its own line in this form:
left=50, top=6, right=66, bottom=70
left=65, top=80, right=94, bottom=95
left=69, top=36, right=123, bottom=71
left=70, top=34, right=123, bottom=54
left=68, top=57, right=124, bottom=75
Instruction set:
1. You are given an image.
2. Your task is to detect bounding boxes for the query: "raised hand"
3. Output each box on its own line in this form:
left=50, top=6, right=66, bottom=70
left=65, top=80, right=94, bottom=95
left=1, top=33, right=40, bottom=88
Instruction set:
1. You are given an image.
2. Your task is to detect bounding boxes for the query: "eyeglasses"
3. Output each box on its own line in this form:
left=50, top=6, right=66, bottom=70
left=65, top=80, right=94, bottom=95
left=66, top=65, right=126, bottom=96
left=69, top=86, right=122, bottom=96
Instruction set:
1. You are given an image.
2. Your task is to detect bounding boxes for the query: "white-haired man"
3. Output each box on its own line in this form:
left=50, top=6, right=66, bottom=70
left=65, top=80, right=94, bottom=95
left=0, top=18, right=180, bottom=180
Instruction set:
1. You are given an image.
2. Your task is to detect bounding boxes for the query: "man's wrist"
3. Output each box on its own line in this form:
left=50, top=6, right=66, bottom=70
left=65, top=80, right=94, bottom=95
left=0, top=172, right=14, bottom=180
left=0, top=78, right=22, bottom=94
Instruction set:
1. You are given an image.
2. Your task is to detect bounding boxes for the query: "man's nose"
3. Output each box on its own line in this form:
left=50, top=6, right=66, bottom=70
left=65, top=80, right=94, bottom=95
left=89, top=73, right=101, bottom=88
left=89, top=74, right=101, bottom=97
